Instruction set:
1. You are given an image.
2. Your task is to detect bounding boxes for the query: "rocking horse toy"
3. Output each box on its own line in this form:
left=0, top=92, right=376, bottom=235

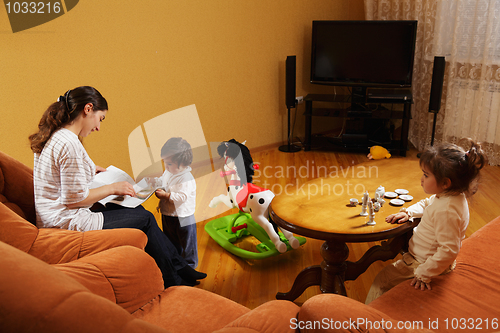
left=205, top=139, right=305, bottom=259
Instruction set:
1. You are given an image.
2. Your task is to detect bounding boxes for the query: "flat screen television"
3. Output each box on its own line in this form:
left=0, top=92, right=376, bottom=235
left=310, top=20, right=418, bottom=89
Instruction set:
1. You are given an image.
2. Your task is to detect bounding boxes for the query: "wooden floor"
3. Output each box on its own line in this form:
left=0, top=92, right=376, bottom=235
left=146, top=146, right=500, bottom=309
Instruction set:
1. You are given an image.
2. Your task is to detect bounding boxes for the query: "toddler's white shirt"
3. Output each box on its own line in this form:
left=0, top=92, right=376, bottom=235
left=158, top=167, right=196, bottom=217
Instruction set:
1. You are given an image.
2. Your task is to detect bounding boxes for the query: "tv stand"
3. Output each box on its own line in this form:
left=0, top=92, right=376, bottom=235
left=303, top=89, right=412, bottom=156
left=350, top=86, right=367, bottom=110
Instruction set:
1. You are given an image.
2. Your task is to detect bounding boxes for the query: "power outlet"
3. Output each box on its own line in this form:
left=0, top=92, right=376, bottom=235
left=296, top=96, right=304, bottom=104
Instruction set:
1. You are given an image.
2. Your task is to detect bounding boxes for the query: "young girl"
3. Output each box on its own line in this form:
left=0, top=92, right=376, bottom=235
left=154, top=137, right=198, bottom=268
left=365, top=140, right=486, bottom=304
left=29, top=86, right=206, bottom=288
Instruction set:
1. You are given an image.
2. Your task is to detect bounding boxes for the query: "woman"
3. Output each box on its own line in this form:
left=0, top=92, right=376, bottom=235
left=29, top=86, right=206, bottom=288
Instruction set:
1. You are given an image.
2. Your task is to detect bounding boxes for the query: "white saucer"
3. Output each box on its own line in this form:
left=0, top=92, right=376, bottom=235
left=395, top=189, right=409, bottom=195
left=399, top=194, right=413, bottom=201
left=390, top=199, right=405, bottom=206
left=384, top=192, right=398, bottom=199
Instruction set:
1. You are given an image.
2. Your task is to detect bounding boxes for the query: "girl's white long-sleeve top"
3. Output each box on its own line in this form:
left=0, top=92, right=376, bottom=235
left=405, top=193, right=469, bottom=283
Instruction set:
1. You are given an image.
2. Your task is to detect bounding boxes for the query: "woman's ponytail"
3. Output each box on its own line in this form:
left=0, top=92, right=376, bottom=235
left=29, top=101, right=71, bottom=154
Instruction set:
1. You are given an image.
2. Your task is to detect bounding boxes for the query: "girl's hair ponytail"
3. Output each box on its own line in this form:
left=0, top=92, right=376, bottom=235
left=460, top=139, right=486, bottom=196
left=419, top=138, right=487, bottom=197
left=29, top=86, right=107, bottom=154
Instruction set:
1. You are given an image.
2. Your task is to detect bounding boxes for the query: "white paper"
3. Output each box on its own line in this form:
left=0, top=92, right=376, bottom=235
left=90, top=166, right=159, bottom=208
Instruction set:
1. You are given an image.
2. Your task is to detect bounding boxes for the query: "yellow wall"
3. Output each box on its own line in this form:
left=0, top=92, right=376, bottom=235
left=0, top=0, right=364, bottom=175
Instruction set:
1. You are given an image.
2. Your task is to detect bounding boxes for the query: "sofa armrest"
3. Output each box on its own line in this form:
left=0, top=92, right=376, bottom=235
left=55, top=245, right=164, bottom=313
left=299, top=294, right=434, bottom=332
left=0, top=150, right=36, bottom=224
left=0, top=241, right=169, bottom=333
left=215, top=300, right=300, bottom=333
left=29, top=228, right=148, bottom=264
left=1, top=199, right=148, bottom=265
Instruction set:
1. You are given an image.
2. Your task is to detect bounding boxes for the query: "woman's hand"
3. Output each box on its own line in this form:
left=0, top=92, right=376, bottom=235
left=95, top=165, right=107, bottom=173
left=410, top=277, right=432, bottom=290
left=386, top=212, right=409, bottom=224
left=111, top=181, right=136, bottom=197
left=66, top=181, right=135, bottom=209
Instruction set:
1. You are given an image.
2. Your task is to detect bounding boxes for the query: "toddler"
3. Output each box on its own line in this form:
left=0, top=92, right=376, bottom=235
left=365, top=140, right=486, bottom=304
left=154, top=137, right=198, bottom=268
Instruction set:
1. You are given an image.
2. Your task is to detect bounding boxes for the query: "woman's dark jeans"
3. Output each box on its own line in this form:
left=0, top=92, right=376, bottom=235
left=97, top=204, right=187, bottom=288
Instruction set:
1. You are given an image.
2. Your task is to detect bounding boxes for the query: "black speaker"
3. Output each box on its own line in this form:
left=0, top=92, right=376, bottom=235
left=285, top=55, right=296, bottom=109
left=429, top=56, right=446, bottom=113
left=427, top=56, right=446, bottom=147
left=280, top=56, right=300, bottom=153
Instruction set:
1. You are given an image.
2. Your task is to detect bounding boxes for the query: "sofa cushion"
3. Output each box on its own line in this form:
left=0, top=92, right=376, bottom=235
left=55, top=245, right=164, bottom=313
left=217, top=300, right=300, bottom=333
left=370, top=216, right=500, bottom=326
left=132, top=286, right=251, bottom=333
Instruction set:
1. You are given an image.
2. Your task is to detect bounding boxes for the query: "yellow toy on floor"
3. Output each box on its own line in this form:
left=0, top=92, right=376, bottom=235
left=367, top=146, right=391, bottom=160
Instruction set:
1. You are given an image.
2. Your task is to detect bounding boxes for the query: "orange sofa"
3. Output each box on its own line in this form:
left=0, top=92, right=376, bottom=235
left=299, top=215, right=500, bottom=332
left=0, top=150, right=299, bottom=333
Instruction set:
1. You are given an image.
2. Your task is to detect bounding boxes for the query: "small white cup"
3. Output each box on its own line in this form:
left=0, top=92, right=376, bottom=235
left=350, top=198, right=359, bottom=206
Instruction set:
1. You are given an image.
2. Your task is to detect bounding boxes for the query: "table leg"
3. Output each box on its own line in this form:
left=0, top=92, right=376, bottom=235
left=344, top=230, right=412, bottom=281
left=275, top=240, right=349, bottom=301
left=276, top=265, right=322, bottom=301
left=320, top=240, right=349, bottom=296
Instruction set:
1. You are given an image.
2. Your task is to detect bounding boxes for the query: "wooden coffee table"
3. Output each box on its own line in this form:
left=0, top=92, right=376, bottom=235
left=269, top=158, right=425, bottom=300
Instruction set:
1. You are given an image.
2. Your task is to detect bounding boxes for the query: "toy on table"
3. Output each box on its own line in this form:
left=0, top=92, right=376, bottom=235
left=207, top=139, right=304, bottom=257
left=367, top=146, right=391, bottom=160
left=351, top=191, right=376, bottom=225
left=375, top=185, right=386, bottom=206
left=367, top=201, right=376, bottom=225
left=349, top=185, right=413, bottom=225
left=360, top=191, right=369, bottom=216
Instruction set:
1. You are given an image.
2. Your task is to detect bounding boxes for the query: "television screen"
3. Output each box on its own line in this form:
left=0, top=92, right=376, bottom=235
left=311, top=20, right=418, bottom=87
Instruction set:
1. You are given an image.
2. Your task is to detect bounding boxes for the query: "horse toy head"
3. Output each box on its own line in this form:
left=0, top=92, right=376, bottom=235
left=216, top=139, right=257, bottom=185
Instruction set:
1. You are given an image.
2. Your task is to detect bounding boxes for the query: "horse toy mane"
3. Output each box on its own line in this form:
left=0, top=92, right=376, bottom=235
left=216, top=139, right=255, bottom=184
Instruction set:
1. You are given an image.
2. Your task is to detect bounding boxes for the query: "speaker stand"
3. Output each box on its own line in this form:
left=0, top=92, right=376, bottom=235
left=279, top=106, right=301, bottom=153
left=430, top=112, right=437, bottom=146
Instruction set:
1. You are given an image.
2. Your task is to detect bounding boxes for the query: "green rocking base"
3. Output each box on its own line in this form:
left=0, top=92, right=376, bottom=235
left=204, top=212, right=306, bottom=260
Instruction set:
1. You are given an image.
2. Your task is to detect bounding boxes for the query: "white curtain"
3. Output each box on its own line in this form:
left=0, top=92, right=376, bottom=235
left=365, top=0, right=500, bottom=165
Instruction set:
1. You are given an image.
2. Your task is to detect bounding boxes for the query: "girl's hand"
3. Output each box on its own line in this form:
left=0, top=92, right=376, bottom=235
left=410, top=277, right=432, bottom=291
left=155, top=189, right=170, bottom=199
left=145, top=177, right=159, bottom=188
left=95, top=165, right=107, bottom=173
left=386, top=212, right=409, bottom=224
left=111, top=181, right=136, bottom=197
